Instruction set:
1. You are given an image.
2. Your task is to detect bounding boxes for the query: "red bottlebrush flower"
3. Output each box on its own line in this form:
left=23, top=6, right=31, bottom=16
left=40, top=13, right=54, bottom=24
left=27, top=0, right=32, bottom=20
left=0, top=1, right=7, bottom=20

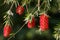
left=27, top=16, right=35, bottom=28
left=40, top=14, right=49, bottom=31
left=3, top=24, right=12, bottom=38
left=16, top=5, right=24, bottom=15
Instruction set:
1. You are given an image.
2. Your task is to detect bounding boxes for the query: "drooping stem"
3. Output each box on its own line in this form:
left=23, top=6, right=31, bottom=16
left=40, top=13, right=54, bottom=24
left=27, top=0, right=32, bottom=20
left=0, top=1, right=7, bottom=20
left=9, top=2, right=14, bottom=10
left=26, top=3, right=29, bottom=13
left=31, top=4, right=38, bottom=13
left=38, top=0, right=40, bottom=12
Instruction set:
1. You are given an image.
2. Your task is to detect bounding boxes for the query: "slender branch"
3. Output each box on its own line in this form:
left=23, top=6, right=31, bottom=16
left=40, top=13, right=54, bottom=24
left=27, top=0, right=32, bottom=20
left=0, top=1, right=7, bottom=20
left=26, top=4, right=29, bottom=13
left=31, top=4, right=38, bottom=13
left=9, top=2, right=14, bottom=10
left=8, top=22, right=27, bottom=40
left=38, top=0, right=40, bottom=11
left=15, top=1, right=17, bottom=8
left=17, top=1, right=19, bottom=6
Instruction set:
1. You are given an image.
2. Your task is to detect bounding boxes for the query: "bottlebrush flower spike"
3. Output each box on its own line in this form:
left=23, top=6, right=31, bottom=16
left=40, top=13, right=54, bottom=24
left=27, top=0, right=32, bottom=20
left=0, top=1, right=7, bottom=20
left=27, top=16, right=35, bottom=28
left=3, top=24, right=12, bottom=38
left=40, top=13, right=49, bottom=31
left=16, top=5, right=24, bottom=15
